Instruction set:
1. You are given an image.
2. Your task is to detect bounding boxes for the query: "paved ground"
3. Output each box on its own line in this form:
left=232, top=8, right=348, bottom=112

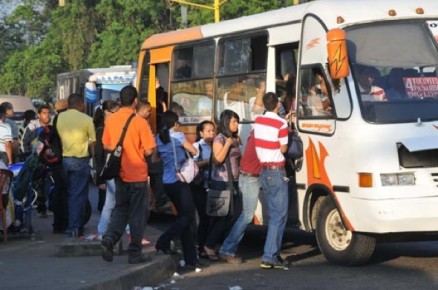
left=0, top=210, right=178, bottom=290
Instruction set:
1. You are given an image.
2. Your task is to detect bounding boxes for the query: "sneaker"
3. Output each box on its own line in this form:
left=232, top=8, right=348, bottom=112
left=219, top=252, right=243, bottom=264
left=180, top=262, right=205, bottom=273
left=101, top=238, right=114, bottom=262
left=260, top=260, right=289, bottom=270
left=84, top=233, right=101, bottom=241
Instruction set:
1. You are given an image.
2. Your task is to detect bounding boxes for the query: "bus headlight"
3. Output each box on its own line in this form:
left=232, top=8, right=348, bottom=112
left=380, top=173, right=415, bottom=186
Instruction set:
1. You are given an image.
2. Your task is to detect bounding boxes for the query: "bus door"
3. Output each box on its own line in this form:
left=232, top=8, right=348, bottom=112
left=297, top=15, right=342, bottom=230
left=146, top=46, right=173, bottom=132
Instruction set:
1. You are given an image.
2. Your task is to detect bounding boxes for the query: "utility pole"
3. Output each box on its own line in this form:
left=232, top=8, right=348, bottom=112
left=171, top=0, right=227, bottom=23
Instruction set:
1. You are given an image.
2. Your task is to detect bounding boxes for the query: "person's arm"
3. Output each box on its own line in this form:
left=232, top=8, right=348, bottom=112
left=89, top=141, right=96, bottom=160
left=144, top=147, right=154, bottom=157
left=183, top=140, right=197, bottom=156
left=213, top=136, right=233, bottom=164
left=5, top=141, right=12, bottom=165
left=280, top=143, right=288, bottom=154
left=22, top=124, right=38, bottom=152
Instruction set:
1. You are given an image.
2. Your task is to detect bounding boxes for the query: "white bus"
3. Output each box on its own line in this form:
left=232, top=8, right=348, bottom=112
left=136, top=0, right=438, bottom=265
left=57, top=65, right=136, bottom=115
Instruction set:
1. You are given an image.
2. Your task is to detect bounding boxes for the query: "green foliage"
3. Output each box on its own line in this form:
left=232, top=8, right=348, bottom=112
left=0, top=0, right=292, bottom=98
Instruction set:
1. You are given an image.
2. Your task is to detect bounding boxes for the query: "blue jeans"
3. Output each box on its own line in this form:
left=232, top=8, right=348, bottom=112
left=259, top=167, right=288, bottom=263
left=97, top=179, right=116, bottom=236
left=219, top=174, right=260, bottom=256
left=97, top=179, right=130, bottom=236
left=63, top=157, right=90, bottom=236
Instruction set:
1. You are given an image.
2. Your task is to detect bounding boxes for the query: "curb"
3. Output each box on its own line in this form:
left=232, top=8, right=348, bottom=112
left=58, top=240, right=124, bottom=257
left=81, top=254, right=178, bottom=290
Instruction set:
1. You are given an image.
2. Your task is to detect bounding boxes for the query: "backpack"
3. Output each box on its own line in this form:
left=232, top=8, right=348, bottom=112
left=37, top=125, right=63, bottom=166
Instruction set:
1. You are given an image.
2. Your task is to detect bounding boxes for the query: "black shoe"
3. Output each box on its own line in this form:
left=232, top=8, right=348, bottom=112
left=53, top=228, right=67, bottom=234
left=155, top=246, right=178, bottom=255
left=101, top=238, right=113, bottom=262
left=128, top=254, right=152, bottom=264
left=181, top=262, right=205, bottom=273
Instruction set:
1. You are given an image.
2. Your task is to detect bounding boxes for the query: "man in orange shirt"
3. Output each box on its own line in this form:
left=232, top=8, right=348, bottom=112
left=101, top=85, right=156, bottom=264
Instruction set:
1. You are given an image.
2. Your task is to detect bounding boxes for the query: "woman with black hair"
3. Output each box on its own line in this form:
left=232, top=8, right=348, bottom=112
left=191, top=120, right=216, bottom=259
left=203, top=109, right=242, bottom=261
left=154, top=110, right=200, bottom=270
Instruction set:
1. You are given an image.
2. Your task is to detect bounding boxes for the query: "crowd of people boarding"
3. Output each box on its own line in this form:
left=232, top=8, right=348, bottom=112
left=0, top=85, right=297, bottom=271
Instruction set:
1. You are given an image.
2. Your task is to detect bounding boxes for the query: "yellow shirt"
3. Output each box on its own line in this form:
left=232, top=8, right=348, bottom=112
left=57, top=109, right=96, bottom=158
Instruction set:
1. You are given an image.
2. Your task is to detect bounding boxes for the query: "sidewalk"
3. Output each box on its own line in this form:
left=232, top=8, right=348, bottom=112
left=0, top=211, right=178, bottom=290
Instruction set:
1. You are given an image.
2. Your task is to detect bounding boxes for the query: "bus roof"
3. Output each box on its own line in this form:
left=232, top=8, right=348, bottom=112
left=141, top=0, right=438, bottom=50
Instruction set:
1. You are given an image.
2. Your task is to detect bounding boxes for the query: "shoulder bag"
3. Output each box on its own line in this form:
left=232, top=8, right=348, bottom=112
left=171, top=137, right=199, bottom=183
left=287, top=122, right=304, bottom=172
left=100, top=113, right=135, bottom=180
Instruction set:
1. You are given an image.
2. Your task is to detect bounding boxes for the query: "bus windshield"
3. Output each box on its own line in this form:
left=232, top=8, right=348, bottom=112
left=347, top=20, right=438, bottom=123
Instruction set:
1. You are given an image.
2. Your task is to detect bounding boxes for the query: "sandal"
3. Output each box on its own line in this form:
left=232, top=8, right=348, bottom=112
left=203, top=246, right=219, bottom=261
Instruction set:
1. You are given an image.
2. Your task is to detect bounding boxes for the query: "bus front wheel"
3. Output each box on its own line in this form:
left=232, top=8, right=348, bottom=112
left=315, top=196, right=376, bottom=266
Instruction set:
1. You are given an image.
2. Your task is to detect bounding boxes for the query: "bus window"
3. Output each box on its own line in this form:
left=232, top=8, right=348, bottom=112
left=298, top=67, right=333, bottom=118
left=216, top=34, right=268, bottom=121
left=174, top=48, right=193, bottom=79
left=216, top=74, right=266, bottom=122
left=218, top=35, right=267, bottom=75
left=275, top=45, right=298, bottom=113
left=170, top=41, right=215, bottom=123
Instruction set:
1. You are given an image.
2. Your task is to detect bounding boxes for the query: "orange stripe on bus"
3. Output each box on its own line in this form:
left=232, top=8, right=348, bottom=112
left=150, top=46, right=174, bottom=63
left=141, top=26, right=203, bottom=50
left=306, top=139, right=355, bottom=231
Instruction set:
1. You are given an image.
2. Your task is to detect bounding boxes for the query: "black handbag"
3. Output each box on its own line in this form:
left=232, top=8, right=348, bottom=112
left=100, top=113, right=135, bottom=180
left=287, top=122, right=303, bottom=172
left=287, top=122, right=303, bottom=160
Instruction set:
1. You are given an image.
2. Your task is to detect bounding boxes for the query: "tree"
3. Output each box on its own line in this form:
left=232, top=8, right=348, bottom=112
left=0, top=0, right=293, bottom=97
left=86, top=0, right=173, bottom=67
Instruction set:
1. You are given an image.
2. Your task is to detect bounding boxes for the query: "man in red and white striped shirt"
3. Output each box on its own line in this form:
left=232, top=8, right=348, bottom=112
left=254, top=92, right=289, bottom=270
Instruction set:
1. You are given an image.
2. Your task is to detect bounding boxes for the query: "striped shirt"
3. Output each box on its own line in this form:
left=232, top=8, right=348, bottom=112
left=0, top=121, right=12, bottom=152
left=360, top=84, right=387, bottom=102
left=254, top=111, right=288, bottom=166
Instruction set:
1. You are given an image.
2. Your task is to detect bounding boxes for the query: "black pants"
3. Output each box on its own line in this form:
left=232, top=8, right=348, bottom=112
left=50, top=163, right=69, bottom=231
left=104, top=178, right=149, bottom=257
left=156, top=181, right=197, bottom=265
left=191, top=183, right=210, bottom=253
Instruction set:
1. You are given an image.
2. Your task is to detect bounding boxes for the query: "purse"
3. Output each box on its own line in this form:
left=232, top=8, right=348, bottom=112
left=99, top=113, right=135, bottom=180
left=287, top=122, right=303, bottom=160
left=287, top=122, right=304, bottom=172
left=171, top=137, right=199, bottom=183
left=205, top=148, right=234, bottom=217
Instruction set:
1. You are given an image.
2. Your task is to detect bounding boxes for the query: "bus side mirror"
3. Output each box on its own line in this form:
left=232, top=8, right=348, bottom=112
left=326, top=29, right=350, bottom=79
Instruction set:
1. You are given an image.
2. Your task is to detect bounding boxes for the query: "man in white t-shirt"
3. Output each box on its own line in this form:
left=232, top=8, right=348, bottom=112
left=0, top=106, right=13, bottom=165
left=356, top=65, right=387, bottom=102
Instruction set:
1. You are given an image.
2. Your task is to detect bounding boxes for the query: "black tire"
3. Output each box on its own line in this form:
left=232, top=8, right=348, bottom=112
left=82, top=199, right=92, bottom=226
left=315, top=196, right=376, bottom=266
